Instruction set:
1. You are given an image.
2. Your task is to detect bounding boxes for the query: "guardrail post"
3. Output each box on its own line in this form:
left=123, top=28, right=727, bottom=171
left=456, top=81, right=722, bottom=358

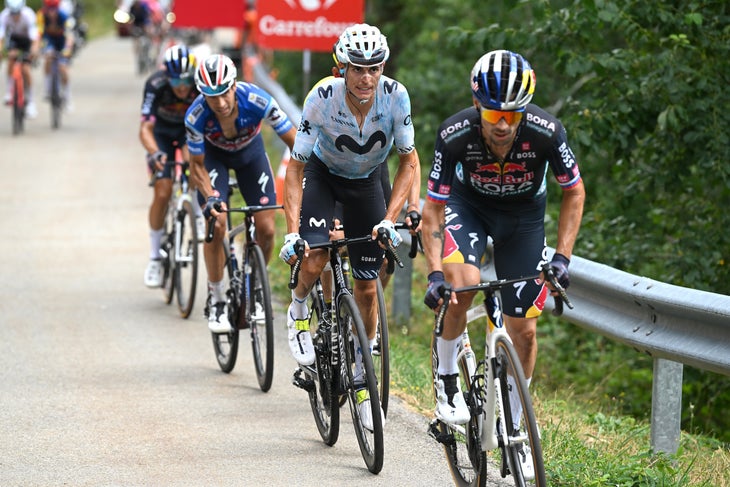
left=392, top=229, right=413, bottom=334
left=650, top=358, right=683, bottom=454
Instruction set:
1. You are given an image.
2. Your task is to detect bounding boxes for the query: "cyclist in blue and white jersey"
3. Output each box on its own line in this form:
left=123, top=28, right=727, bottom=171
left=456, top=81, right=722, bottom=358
left=0, top=0, right=40, bottom=117
left=279, top=24, right=419, bottom=431
left=37, top=0, right=74, bottom=110
left=186, top=54, right=296, bottom=333
left=421, top=49, right=585, bottom=477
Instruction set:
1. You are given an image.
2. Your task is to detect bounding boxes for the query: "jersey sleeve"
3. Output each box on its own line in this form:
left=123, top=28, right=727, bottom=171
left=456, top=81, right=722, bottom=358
left=426, top=134, right=455, bottom=204
left=184, top=98, right=207, bottom=156
left=547, top=125, right=582, bottom=190
left=290, top=93, right=322, bottom=163
left=391, top=85, right=416, bottom=155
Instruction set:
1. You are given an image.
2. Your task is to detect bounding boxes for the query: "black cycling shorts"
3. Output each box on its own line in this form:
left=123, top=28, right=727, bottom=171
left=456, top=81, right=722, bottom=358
left=444, top=191, right=549, bottom=318
left=300, top=156, right=386, bottom=281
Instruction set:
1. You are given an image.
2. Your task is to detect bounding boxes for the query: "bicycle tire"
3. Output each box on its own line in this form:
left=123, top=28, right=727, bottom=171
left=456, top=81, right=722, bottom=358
left=340, top=294, right=384, bottom=474
left=161, top=213, right=175, bottom=305
left=306, top=286, right=340, bottom=445
left=174, top=199, right=198, bottom=318
left=431, top=334, right=486, bottom=487
left=12, top=74, right=23, bottom=135
left=246, top=244, right=274, bottom=392
left=494, top=335, right=546, bottom=486
left=50, top=65, right=62, bottom=130
left=211, top=240, right=239, bottom=373
left=372, top=278, right=390, bottom=417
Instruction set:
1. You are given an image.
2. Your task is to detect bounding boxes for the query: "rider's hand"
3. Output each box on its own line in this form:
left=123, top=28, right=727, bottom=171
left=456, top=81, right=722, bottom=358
left=549, top=253, right=571, bottom=289
left=424, top=271, right=448, bottom=310
left=146, top=150, right=166, bottom=172
left=279, top=232, right=303, bottom=264
left=373, top=219, right=402, bottom=247
left=203, top=191, right=223, bottom=219
left=406, top=209, right=421, bottom=233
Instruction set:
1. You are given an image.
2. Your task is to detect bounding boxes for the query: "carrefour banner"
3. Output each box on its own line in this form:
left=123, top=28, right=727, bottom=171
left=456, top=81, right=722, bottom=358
left=257, top=0, right=365, bottom=52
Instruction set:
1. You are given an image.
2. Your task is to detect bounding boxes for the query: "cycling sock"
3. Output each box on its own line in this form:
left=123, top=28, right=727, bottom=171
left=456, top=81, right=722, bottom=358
left=436, top=336, right=461, bottom=376
left=508, top=376, right=531, bottom=431
left=290, top=291, right=308, bottom=319
left=208, top=280, right=226, bottom=303
left=149, top=227, right=164, bottom=259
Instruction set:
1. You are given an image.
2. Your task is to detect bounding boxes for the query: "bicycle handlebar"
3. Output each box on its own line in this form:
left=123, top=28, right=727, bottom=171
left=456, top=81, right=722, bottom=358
left=204, top=204, right=283, bottom=244
left=432, top=262, right=573, bottom=337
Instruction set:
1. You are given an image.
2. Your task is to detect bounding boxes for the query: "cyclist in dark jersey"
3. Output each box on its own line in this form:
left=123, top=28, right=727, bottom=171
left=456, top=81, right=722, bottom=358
left=421, top=50, right=585, bottom=472
left=140, top=44, right=200, bottom=288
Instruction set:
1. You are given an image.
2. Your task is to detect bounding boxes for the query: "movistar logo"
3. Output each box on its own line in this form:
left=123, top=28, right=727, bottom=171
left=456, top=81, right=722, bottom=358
left=335, top=131, right=387, bottom=154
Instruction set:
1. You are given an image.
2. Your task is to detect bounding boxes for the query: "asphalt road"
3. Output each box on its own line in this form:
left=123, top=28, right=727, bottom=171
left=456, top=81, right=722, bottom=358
left=0, top=35, right=479, bottom=486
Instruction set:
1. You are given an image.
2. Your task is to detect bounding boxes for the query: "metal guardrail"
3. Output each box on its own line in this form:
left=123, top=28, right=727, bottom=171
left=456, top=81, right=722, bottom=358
left=252, top=64, right=730, bottom=455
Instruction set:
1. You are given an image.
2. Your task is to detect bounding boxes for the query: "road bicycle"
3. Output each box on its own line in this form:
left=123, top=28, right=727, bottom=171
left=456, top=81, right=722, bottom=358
left=290, top=229, right=401, bottom=474
left=332, top=216, right=422, bottom=418
left=48, top=51, right=64, bottom=130
left=8, top=52, right=30, bottom=136
left=428, top=263, right=572, bottom=486
left=205, top=196, right=280, bottom=392
left=158, top=156, right=198, bottom=318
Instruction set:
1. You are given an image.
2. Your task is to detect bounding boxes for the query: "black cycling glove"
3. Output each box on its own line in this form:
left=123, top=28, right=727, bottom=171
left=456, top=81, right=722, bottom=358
left=550, top=253, right=571, bottom=289
left=424, top=271, right=447, bottom=310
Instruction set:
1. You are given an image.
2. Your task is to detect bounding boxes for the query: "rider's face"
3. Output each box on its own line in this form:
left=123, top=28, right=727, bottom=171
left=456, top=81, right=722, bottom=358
left=344, top=64, right=383, bottom=101
left=205, top=86, right=235, bottom=117
left=475, top=101, right=522, bottom=150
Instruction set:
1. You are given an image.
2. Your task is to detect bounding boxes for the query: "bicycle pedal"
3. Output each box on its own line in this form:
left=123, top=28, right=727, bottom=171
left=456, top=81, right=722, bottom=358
left=427, top=420, right=455, bottom=446
left=292, top=368, right=315, bottom=392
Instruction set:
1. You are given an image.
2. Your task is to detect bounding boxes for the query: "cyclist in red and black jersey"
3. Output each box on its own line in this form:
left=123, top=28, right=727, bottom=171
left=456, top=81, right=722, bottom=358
left=140, top=44, right=202, bottom=288
left=421, top=50, right=585, bottom=475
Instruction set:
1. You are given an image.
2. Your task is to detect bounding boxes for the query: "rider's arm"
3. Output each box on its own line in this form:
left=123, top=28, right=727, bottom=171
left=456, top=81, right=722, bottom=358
left=407, top=150, right=421, bottom=212
left=283, top=156, right=305, bottom=235
left=421, top=199, right=446, bottom=275
left=138, top=119, right=158, bottom=154
left=278, top=125, right=297, bottom=152
left=383, top=149, right=417, bottom=223
left=555, top=179, right=585, bottom=260
left=189, top=153, right=214, bottom=199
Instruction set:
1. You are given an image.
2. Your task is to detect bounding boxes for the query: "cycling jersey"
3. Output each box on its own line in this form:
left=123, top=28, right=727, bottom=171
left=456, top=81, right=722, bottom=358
left=141, top=70, right=199, bottom=133
left=0, top=6, right=39, bottom=50
left=37, top=6, right=72, bottom=52
left=185, top=81, right=294, bottom=155
left=291, top=75, right=415, bottom=179
left=427, top=104, right=581, bottom=206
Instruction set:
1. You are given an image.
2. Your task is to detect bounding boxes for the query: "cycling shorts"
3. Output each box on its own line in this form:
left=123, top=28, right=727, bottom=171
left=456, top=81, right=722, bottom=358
left=444, top=191, right=549, bottom=318
left=300, top=156, right=386, bottom=281
left=195, top=135, right=276, bottom=208
left=7, top=34, right=32, bottom=56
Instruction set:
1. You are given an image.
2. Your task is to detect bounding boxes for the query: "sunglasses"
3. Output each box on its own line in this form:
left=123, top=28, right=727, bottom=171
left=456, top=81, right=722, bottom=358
left=169, top=77, right=192, bottom=88
left=480, top=107, right=524, bottom=125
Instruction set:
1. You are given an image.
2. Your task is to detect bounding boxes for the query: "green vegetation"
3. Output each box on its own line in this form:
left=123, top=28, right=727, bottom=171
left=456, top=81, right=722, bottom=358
left=76, top=0, right=729, bottom=483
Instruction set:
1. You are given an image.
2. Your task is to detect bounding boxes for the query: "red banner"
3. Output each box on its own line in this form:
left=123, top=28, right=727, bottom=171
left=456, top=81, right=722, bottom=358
left=257, top=0, right=364, bottom=52
left=171, top=0, right=245, bottom=29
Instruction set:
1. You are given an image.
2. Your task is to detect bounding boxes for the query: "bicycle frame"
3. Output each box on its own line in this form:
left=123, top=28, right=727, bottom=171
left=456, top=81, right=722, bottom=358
left=170, top=163, right=194, bottom=265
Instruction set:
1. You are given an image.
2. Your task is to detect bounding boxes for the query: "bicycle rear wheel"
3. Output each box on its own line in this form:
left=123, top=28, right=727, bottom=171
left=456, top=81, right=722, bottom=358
left=340, top=294, right=384, bottom=474
left=430, top=333, right=486, bottom=487
left=494, top=335, right=545, bottom=486
left=246, top=244, right=274, bottom=392
left=306, top=287, right=340, bottom=445
left=211, top=241, right=239, bottom=373
left=174, top=199, right=198, bottom=318
left=161, top=228, right=175, bottom=306
left=372, top=278, right=390, bottom=417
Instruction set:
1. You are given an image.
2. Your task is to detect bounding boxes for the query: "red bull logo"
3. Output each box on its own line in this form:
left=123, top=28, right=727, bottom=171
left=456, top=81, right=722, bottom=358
left=442, top=224, right=464, bottom=264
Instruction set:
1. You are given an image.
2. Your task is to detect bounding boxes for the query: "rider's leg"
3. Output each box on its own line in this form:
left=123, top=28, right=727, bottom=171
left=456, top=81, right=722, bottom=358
left=251, top=208, right=276, bottom=264
left=149, top=178, right=172, bottom=259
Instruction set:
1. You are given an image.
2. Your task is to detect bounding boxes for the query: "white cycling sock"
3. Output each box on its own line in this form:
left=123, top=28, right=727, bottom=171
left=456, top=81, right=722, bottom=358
left=208, top=280, right=226, bottom=304
left=290, top=291, right=308, bottom=319
left=436, top=336, right=461, bottom=376
left=508, top=376, right=531, bottom=431
left=149, top=227, right=164, bottom=260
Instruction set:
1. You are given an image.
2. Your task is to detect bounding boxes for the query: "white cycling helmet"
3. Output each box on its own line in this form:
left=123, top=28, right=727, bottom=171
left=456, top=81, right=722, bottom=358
left=6, top=0, right=25, bottom=13
left=338, top=24, right=390, bottom=67
left=195, top=54, right=237, bottom=97
left=471, top=50, right=536, bottom=111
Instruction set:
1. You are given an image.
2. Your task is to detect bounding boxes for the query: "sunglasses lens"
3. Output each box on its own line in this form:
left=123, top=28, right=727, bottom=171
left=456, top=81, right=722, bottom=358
left=481, top=108, right=523, bottom=125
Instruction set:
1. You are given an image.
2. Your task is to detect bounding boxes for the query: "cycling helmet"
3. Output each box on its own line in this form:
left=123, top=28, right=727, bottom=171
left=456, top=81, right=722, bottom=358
left=43, top=0, right=60, bottom=7
left=6, top=0, right=25, bottom=13
left=471, top=50, right=536, bottom=111
left=332, top=39, right=348, bottom=66
left=194, top=54, right=237, bottom=97
left=164, top=44, right=197, bottom=80
left=338, top=24, right=390, bottom=67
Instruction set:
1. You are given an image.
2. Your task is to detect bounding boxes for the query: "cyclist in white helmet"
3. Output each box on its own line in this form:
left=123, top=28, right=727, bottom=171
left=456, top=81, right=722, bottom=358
left=279, top=24, right=420, bottom=432
left=0, top=0, right=41, bottom=118
left=421, top=49, right=585, bottom=479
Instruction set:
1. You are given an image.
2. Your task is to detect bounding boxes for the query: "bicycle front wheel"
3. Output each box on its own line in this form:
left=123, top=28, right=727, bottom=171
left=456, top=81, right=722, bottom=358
left=50, top=68, right=62, bottom=130
left=340, top=294, right=384, bottom=474
left=12, top=76, right=24, bottom=135
left=246, top=244, right=274, bottom=392
left=431, top=334, right=486, bottom=487
left=372, top=278, right=390, bottom=417
left=174, top=199, right=198, bottom=318
left=306, top=287, right=340, bottom=445
left=211, top=241, right=239, bottom=373
left=494, top=335, right=545, bottom=486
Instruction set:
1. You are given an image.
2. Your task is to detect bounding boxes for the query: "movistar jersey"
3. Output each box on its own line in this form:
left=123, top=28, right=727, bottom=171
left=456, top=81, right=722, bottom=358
left=185, top=81, right=293, bottom=154
left=292, top=75, right=415, bottom=179
left=427, top=104, right=581, bottom=204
